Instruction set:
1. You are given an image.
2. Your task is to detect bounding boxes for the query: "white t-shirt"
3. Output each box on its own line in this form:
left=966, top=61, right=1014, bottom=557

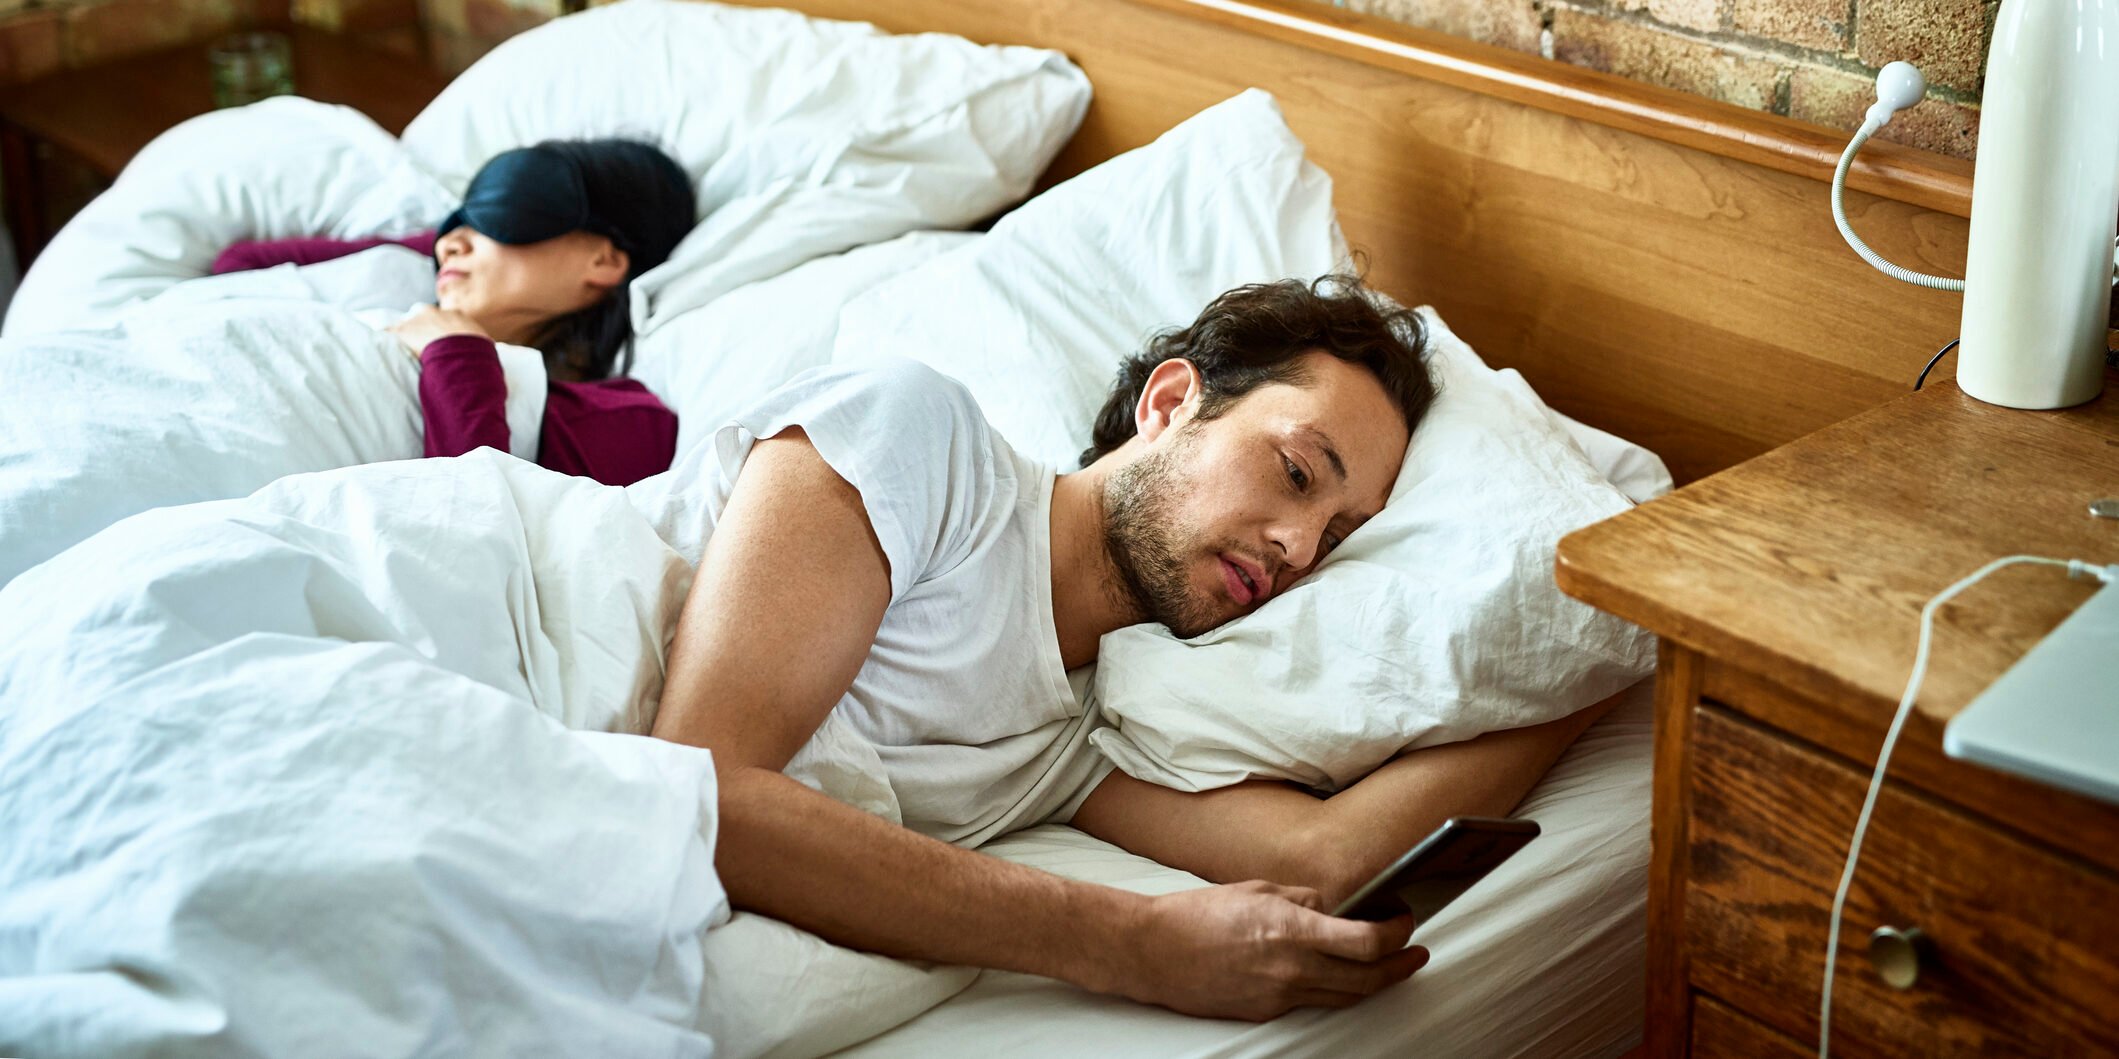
left=627, top=359, right=1113, bottom=848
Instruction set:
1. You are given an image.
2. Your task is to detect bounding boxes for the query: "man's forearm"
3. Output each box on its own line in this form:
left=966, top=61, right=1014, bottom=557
left=1076, top=693, right=1621, bottom=905
left=715, top=764, right=1142, bottom=992
left=1294, top=712, right=1594, bottom=900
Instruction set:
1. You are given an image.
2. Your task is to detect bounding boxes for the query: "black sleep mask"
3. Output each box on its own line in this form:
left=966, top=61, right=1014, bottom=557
left=436, top=144, right=630, bottom=253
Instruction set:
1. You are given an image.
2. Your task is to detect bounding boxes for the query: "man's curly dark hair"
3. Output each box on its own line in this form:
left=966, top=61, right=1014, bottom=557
left=1078, top=274, right=1436, bottom=467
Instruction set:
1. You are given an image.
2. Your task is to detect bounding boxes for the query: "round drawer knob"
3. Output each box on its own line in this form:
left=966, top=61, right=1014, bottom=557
left=1867, top=925, right=1932, bottom=990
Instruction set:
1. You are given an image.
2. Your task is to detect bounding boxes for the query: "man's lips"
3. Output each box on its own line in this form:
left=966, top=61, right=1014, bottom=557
left=1219, top=554, right=1272, bottom=607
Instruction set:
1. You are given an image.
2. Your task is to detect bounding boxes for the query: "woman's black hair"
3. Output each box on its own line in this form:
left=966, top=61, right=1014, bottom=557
left=532, top=287, right=639, bottom=381
left=517, top=138, right=694, bottom=381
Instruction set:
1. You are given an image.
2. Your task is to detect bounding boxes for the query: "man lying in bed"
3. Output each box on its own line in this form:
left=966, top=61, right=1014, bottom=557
left=650, top=275, right=1612, bottom=1022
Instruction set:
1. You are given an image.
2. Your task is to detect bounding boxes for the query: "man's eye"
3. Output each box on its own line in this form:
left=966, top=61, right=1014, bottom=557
left=1283, top=455, right=1308, bottom=490
left=1324, top=531, right=1344, bottom=553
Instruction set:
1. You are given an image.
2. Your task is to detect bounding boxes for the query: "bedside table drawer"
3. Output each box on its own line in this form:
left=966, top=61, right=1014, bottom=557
left=1683, top=704, right=2119, bottom=1055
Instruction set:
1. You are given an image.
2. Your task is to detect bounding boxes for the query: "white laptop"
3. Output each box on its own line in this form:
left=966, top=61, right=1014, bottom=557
left=1944, top=582, right=2119, bottom=806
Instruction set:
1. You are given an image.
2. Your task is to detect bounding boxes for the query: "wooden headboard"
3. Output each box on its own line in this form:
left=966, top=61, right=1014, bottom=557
left=732, top=0, right=1975, bottom=484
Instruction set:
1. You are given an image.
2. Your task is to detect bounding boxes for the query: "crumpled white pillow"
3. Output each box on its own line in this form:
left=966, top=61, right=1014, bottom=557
left=402, top=0, right=1090, bottom=337
left=3, top=98, right=451, bottom=338
left=831, top=88, right=1342, bottom=468
left=633, top=230, right=977, bottom=458
left=826, top=88, right=1662, bottom=793
left=1087, top=312, right=1659, bottom=792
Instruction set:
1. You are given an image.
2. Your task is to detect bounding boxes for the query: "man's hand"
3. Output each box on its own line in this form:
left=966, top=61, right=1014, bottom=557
left=1105, top=881, right=1427, bottom=1021
left=661, top=434, right=1426, bottom=1020
left=387, top=304, right=489, bottom=354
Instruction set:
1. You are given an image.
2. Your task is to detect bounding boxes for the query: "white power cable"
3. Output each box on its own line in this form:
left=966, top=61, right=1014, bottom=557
left=1832, top=61, right=2118, bottom=294
left=1828, top=61, right=1968, bottom=293
left=1817, top=555, right=2116, bottom=1057
left=1829, top=117, right=1967, bottom=293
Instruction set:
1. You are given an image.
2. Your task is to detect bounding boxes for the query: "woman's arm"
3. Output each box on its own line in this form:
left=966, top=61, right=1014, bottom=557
left=539, top=379, right=678, bottom=486
left=209, top=231, right=436, bottom=274
left=416, top=335, right=512, bottom=458
left=1072, top=691, right=1623, bottom=906
left=386, top=306, right=511, bottom=459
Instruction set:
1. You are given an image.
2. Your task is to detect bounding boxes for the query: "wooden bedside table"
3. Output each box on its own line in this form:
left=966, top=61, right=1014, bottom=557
left=1556, top=375, right=2119, bottom=1057
left=0, top=26, right=451, bottom=268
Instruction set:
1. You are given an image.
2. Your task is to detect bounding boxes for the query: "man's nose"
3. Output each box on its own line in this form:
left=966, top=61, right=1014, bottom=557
left=1267, top=513, right=1329, bottom=578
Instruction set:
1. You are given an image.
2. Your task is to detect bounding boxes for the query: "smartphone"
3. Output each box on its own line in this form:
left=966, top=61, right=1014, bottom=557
left=1329, top=816, right=1541, bottom=922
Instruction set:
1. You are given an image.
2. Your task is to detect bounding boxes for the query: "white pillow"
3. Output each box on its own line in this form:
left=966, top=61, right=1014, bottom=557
left=1087, top=312, right=1657, bottom=792
left=3, top=99, right=450, bottom=338
left=832, top=89, right=1341, bottom=468
left=401, top=0, right=1090, bottom=336
left=827, top=88, right=1660, bottom=792
left=1537, top=400, right=1673, bottom=504
left=632, top=230, right=978, bottom=457
left=828, top=88, right=1665, bottom=493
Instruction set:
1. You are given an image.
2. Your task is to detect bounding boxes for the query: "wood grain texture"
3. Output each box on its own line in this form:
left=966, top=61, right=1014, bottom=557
left=1134, top=0, right=1973, bottom=218
left=726, top=0, right=1974, bottom=484
left=1646, top=641, right=1701, bottom=1059
left=1686, top=705, right=2119, bottom=1055
left=1702, top=660, right=2119, bottom=879
left=1690, top=995, right=1811, bottom=1059
left=1558, top=374, right=2119, bottom=719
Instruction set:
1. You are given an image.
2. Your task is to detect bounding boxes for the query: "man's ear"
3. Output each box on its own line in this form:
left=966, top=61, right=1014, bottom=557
left=1133, top=358, right=1203, bottom=443
left=584, top=240, right=631, bottom=291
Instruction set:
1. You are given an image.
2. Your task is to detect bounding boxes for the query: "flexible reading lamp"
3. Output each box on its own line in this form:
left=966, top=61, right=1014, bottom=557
left=1832, top=0, right=2119, bottom=410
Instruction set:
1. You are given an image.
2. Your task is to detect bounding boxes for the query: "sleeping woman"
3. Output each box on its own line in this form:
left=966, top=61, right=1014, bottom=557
left=212, top=138, right=696, bottom=486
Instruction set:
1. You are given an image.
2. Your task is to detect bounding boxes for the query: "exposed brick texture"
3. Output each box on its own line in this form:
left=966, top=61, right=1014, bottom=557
left=1731, top=0, right=1848, bottom=52
left=1618, top=0, right=1722, bottom=35
left=1348, top=0, right=1542, bottom=55
left=1788, top=51, right=1983, bottom=158
left=1360, top=0, right=1987, bottom=159
left=1855, top=0, right=1990, bottom=93
left=1788, top=60, right=1980, bottom=156
left=1552, top=7, right=1783, bottom=111
left=0, top=0, right=1998, bottom=164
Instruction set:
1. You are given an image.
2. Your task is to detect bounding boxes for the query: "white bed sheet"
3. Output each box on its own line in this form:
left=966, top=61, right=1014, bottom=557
left=832, top=679, right=1653, bottom=1059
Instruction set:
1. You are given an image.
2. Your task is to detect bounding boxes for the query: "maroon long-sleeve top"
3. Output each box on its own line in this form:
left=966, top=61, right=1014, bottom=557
left=212, top=233, right=678, bottom=487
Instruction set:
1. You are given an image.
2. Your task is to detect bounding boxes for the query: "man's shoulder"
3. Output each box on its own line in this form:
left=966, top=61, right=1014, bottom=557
left=836, top=357, right=974, bottom=407
left=820, top=358, right=989, bottom=438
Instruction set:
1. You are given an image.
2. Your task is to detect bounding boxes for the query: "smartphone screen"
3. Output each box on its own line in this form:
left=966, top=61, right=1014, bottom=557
left=1329, top=817, right=1540, bottom=922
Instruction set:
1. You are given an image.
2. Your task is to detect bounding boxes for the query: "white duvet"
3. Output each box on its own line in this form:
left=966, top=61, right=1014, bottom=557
left=0, top=451, right=725, bottom=1057
left=0, top=450, right=988, bottom=1059
left=0, top=248, right=553, bottom=588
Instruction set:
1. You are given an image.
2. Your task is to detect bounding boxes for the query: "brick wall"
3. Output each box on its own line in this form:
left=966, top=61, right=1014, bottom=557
left=1, top=0, right=1991, bottom=159
left=409, top=0, right=1997, bottom=158
left=1348, top=0, right=1988, bottom=159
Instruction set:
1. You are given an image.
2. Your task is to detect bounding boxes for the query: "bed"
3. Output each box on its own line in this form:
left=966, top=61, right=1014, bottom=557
left=669, top=5, right=1972, bottom=1054
left=0, top=1, right=1975, bottom=1057
left=0, top=0, right=1090, bottom=585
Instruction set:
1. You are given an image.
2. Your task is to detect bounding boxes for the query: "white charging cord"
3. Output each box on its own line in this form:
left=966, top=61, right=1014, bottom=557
left=1829, top=62, right=1968, bottom=293
left=1817, top=554, right=2119, bottom=1057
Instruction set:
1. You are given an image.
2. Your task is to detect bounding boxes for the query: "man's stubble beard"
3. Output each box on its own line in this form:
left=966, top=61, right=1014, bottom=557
left=1100, top=431, right=1225, bottom=639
